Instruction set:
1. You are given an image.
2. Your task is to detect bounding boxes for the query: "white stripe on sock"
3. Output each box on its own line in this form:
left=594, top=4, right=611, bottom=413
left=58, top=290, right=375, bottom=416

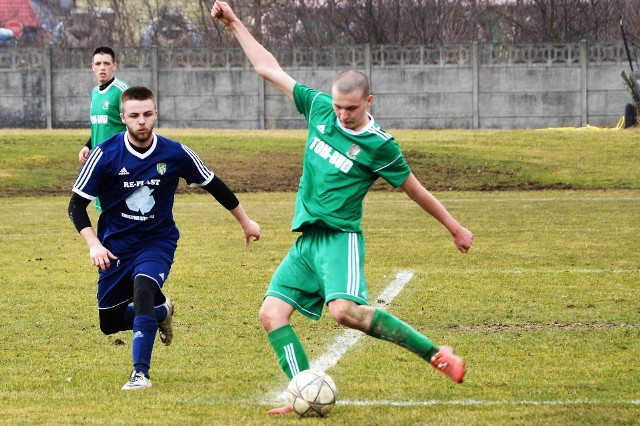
left=284, top=343, right=299, bottom=377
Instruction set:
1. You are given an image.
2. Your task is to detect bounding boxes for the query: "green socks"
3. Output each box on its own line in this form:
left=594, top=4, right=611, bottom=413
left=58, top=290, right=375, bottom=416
left=367, top=308, right=439, bottom=361
left=267, top=324, right=310, bottom=379
left=268, top=311, right=438, bottom=378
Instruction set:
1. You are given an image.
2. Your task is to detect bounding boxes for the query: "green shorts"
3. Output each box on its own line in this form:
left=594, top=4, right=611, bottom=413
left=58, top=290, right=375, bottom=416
left=266, top=227, right=369, bottom=320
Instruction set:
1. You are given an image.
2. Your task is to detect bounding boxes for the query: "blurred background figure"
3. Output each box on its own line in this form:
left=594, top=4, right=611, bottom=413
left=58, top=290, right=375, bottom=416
left=0, top=0, right=43, bottom=46
left=141, top=7, right=201, bottom=48
left=49, top=8, right=114, bottom=47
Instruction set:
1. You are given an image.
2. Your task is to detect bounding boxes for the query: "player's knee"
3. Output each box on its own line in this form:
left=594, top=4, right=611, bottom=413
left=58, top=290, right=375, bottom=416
left=258, top=304, right=275, bottom=330
left=98, top=304, right=132, bottom=334
left=329, top=309, right=350, bottom=327
left=133, top=276, right=157, bottom=317
left=99, top=319, right=120, bottom=335
left=328, top=301, right=353, bottom=326
left=258, top=300, right=290, bottom=332
left=328, top=299, right=369, bottom=331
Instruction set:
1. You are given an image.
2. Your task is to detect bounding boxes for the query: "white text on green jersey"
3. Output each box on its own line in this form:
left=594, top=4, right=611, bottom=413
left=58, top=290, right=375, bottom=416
left=309, top=137, right=353, bottom=173
left=91, top=114, right=109, bottom=124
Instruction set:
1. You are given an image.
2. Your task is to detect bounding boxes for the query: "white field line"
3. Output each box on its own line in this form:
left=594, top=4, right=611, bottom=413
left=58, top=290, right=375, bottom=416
left=421, top=268, right=638, bottom=274
left=262, top=268, right=637, bottom=406
left=8, top=194, right=639, bottom=208
left=310, top=269, right=415, bottom=373
left=338, top=399, right=640, bottom=407
left=177, top=397, right=640, bottom=407
left=366, top=197, right=640, bottom=203
left=268, top=269, right=414, bottom=404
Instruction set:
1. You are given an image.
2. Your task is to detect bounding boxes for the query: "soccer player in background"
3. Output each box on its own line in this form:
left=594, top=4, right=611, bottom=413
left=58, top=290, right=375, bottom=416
left=79, top=46, right=129, bottom=212
left=79, top=46, right=129, bottom=165
left=212, top=1, right=474, bottom=414
left=68, top=86, right=261, bottom=390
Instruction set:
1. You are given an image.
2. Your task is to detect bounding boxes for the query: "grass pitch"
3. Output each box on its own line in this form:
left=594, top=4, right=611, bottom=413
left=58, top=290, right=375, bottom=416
left=2, top=191, right=638, bottom=424
left=1, top=127, right=639, bottom=195
left=0, top=129, right=638, bottom=424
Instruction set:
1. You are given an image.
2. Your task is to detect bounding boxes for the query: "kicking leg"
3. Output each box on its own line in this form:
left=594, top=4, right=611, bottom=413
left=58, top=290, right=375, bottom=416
left=328, top=298, right=465, bottom=383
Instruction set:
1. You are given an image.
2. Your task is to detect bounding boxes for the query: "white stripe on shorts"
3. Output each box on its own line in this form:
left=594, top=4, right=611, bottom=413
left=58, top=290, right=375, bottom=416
left=347, top=233, right=360, bottom=297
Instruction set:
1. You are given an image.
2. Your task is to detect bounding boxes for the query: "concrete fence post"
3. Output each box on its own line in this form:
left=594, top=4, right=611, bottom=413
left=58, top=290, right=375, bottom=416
left=580, top=39, right=588, bottom=126
left=45, top=47, right=52, bottom=129
left=259, top=75, right=265, bottom=130
left=472, top=42, right=479, bottom=129
left=151, top=47, right=159, bottom=127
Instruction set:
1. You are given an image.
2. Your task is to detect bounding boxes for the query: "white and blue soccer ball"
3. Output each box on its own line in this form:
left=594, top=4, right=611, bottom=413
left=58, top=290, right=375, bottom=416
left=287, top=369, right=337, bottom=417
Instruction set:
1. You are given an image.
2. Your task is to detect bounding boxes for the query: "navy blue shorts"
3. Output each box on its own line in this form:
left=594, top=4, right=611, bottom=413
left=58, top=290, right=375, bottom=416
left=97, top=243, right=175, bottom=310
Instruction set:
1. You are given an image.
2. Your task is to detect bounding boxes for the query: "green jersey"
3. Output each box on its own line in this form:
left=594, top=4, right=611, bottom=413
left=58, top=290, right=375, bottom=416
left=89, top=78, right=128, bottom=148
left=291, top=83, right=411, bottom=233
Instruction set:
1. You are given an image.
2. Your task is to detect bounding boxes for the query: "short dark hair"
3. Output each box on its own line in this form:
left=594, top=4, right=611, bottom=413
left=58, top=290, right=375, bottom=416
left=121, top=86, right=156, bottom=107
left=332, top=70, right=370, bottom=98
left=92, top=46, right=116, bottom=62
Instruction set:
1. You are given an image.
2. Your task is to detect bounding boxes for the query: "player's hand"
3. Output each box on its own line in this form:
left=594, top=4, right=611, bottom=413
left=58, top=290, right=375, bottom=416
left=89, top=244, right=118, bottom=270
left=243, top=219, right=261, bottom=246
left=79, top=146, right=90, bottom=164
left=452, top=226, right=474, bottom=253
left=211, top=1, right=237, bottom=26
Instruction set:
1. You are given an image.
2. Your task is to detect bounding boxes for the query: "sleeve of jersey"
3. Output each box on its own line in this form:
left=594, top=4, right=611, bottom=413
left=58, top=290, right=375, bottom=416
left=292, top=83, right=319, bottom=119
left=71, top=146, right=105, bottom=200
left=180, top=144, right=215, bottom=187
left=372, top=139, right=411, bottom=188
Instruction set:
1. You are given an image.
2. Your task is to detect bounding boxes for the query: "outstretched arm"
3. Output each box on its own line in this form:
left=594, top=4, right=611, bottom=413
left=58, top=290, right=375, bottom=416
left=211, top=1, right=296, bottom=101
left=400, top=173, right=474, bottom=253
left=202, top=176, right=261, bottom=246
left=229, top=204, right=261, bottom=246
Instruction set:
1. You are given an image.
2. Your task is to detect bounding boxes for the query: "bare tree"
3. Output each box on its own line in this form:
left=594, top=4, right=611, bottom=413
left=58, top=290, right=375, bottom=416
left=17, top=0, right=640, bottom=48
left=496, top=0, right=625, bottom=43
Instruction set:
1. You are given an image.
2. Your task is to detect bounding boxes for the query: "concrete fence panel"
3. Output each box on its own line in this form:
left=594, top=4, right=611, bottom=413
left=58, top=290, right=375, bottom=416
left=0, top=42, right=632, bottom=130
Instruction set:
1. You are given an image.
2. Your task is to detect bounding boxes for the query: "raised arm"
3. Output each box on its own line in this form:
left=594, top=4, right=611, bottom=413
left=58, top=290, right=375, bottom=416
left=401, top=173, right=474, bottom=253
left=211, top=1, right=296, bottom=101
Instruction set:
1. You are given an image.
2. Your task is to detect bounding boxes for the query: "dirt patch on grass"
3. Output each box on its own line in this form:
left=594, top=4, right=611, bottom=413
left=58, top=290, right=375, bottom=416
left=441, top=322, right=640, bottom=332
left=0, top=147, right=575, bottom=197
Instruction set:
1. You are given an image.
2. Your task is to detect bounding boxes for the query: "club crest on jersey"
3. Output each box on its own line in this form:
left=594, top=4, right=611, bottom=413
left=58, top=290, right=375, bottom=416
left=347, top=144, right=362, bottom=160
left=102, top=100, right=110, bottom=110
left=157, top=163, right=166, bottom=175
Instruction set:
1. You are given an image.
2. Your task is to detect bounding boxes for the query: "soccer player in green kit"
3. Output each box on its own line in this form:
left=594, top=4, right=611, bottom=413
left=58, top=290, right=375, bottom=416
left=212, top=1, right=474, bottom=414
left=78, top=46, right=129, bottom=212
left=78, top=46, right=129, bottom=166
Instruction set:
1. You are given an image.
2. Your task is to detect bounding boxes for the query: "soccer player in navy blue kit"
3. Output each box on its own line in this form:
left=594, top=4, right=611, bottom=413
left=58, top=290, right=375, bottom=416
left=68, top=86, right=261, bottom=390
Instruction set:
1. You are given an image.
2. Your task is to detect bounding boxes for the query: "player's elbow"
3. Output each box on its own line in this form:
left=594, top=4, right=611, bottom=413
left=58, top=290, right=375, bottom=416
left=253, top=64, right=269, bottom=78
left=254, top=64, right=280, bottom=82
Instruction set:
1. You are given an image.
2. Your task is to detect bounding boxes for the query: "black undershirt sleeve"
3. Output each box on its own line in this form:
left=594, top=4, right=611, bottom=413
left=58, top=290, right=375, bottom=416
left=68, top=192, right=92, bottom=232
left=84, top=137, right=92, bottom=149
left=202, top=175, right=240, bottom=210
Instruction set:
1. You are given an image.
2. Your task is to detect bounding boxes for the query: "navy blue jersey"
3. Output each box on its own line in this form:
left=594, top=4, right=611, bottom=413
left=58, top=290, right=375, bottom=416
left=72, top=132, right=214, bottom=257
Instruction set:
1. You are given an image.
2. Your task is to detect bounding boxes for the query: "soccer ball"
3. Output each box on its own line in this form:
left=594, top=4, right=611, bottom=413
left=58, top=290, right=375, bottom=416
left=287, top=369, right=337, bottom=417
